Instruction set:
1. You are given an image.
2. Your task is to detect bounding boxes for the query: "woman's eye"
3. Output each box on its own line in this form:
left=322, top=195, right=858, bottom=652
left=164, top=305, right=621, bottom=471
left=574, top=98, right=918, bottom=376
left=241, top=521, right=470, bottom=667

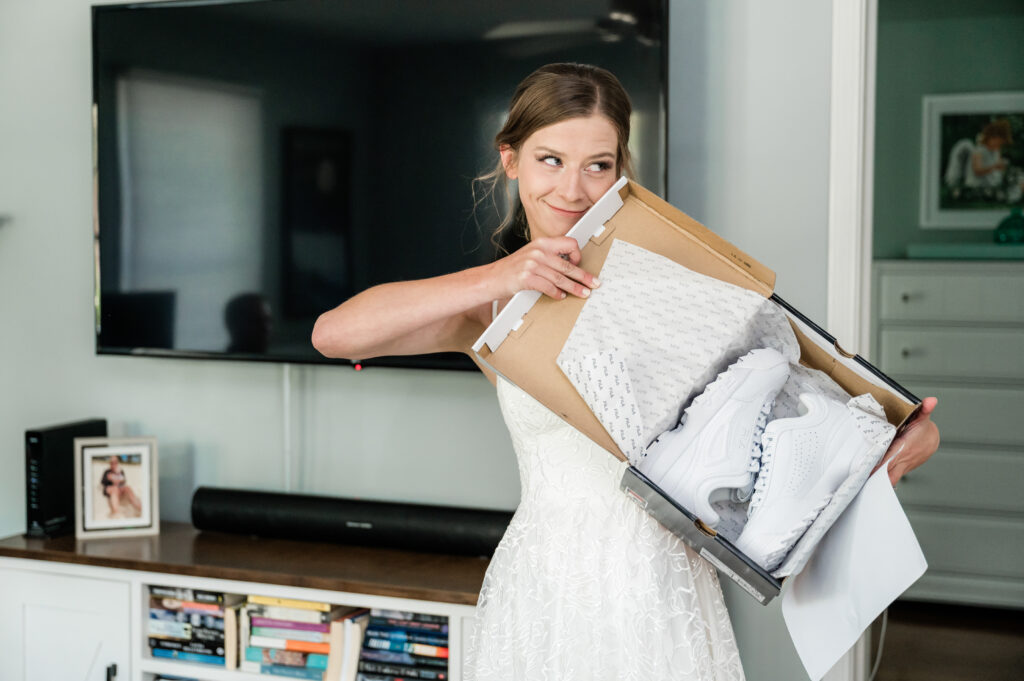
left=586, top=161, right=612, bottom=173
left=540, top=155, right=561, bottom=167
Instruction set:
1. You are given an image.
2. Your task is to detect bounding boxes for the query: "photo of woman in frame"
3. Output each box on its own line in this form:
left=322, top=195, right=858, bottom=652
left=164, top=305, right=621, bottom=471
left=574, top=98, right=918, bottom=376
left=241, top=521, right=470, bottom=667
left=75, top=437, right=159, bottom=539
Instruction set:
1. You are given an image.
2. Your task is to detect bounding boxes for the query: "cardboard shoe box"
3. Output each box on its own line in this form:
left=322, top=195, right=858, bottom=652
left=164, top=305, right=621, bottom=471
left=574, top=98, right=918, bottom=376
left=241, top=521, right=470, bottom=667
left=472, top=177, right=921, bottom=606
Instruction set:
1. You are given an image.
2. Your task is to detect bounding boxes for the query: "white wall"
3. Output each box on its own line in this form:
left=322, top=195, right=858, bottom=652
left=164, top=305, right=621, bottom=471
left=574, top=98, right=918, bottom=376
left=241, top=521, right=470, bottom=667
left=1, top=1, right=832, bottom=679
left=0, top=0, right=519, bottom=537
left=669, top=2, right=832, bottom=680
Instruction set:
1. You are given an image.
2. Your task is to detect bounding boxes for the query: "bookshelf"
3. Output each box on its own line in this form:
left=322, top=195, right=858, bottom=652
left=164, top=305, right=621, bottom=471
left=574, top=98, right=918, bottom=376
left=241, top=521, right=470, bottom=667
left=0, top=522, right=487, bottom=681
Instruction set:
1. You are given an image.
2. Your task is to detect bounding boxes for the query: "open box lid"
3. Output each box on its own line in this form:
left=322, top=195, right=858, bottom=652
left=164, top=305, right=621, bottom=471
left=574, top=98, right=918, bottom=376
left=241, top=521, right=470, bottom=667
left=472, top=178, right=919, bottom=462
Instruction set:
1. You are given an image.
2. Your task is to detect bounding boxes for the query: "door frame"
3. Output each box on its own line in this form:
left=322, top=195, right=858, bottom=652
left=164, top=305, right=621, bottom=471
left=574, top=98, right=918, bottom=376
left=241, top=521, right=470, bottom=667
left=827, top=0, right=877, bottom=359
left=825, top=0, right=878, bottom=679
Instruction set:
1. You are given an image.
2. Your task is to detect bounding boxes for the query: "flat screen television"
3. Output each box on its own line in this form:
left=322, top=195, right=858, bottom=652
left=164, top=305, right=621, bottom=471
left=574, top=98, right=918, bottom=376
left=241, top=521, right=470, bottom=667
left=92, top=0, right=668, bottom=369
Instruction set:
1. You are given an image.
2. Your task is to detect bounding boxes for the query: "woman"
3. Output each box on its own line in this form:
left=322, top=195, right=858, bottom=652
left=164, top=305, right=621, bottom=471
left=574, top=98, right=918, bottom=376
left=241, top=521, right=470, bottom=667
left=101, top=455, right=142, bottom=518
left=312, top=63, right=939, bottom=680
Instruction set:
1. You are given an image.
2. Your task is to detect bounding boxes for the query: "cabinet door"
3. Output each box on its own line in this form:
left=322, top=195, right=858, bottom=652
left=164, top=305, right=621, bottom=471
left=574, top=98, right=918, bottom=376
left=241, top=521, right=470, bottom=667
left=0, top=567, right=130, bottom=681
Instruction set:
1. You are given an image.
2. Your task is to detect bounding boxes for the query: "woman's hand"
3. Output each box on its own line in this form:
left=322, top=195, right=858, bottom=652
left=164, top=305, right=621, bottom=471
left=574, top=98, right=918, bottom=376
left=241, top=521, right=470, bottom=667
left=489, top=236, right=600, bottom=300
left=874, top=396, right=940, bottom=485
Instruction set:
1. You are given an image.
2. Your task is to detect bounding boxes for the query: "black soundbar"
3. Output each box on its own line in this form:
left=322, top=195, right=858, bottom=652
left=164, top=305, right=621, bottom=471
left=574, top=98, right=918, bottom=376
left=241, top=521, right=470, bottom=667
left=191, top=486, right=514, bottom=558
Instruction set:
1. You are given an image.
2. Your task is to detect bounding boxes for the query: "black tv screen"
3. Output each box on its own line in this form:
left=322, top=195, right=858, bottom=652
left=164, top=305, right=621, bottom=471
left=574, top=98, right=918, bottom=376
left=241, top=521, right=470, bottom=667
left=92, top=0, right=667, bottom=369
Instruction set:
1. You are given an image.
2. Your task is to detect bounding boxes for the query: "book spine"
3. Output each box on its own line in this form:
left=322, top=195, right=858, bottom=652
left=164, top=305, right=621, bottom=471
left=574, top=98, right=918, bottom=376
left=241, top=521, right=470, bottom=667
left=149, top=586, right=225, bottom=604
left=367, top=618, right=449, bottom=634
left=247, top=595, right=331, bottom=612
left=225, top=603, right=240, bottom=670
left=251, top=616, right=331, bottom=633
left=369, top=609, right=448, bottom=624
left=148, top=620, right=191, bottom=640
left=247, top=604, right=330, bottom=624
left=252, top=626, right=329, bottom=643
left=357, top=649, right=449, bottom=669
left=249, top=635, right=330, bottom=655
left=255, top=663, right=325, bottom=680
left=150, top=647, right=226, bottom=666
left=365, top=629, right=447, bottom=647
left=150, top=596, right=224, bottom=614
left=148, top=637, right=224, bottom=657
left=245, top=646, right=329, bottom=670
left=362, top=639, right=448, bottom=659
left=358, top=660, right=448, bottom=679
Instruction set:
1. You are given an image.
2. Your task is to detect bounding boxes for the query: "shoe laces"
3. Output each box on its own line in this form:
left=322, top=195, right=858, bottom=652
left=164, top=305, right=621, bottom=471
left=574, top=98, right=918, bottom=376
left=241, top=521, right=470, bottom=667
left=735, top=399, right=772, bottom=502
left=748, top=427, right=777, bottom=514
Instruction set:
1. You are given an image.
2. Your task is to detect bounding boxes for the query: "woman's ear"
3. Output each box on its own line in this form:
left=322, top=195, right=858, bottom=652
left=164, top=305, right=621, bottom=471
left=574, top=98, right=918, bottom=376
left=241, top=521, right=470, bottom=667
left=499, top=145, right=518, bottom=180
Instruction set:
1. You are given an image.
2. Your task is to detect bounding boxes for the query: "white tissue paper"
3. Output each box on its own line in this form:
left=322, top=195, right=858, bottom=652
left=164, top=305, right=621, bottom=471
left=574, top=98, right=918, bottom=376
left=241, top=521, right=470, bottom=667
left=782, top=468, right=927, bottom=681
left=556, top=239, right=799, bottom=466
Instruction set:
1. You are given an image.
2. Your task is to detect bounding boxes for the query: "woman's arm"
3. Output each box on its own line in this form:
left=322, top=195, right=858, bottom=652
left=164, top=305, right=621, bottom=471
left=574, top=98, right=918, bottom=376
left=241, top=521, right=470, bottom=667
left=971, top=150, right=1007, bottom=176
left=311, top=236, right=600, bottom=361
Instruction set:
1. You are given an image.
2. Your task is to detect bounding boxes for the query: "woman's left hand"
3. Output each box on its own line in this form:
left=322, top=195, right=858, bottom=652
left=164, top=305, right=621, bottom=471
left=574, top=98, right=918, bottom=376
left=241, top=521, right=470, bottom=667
left=873, top=396, right=940, bottom=485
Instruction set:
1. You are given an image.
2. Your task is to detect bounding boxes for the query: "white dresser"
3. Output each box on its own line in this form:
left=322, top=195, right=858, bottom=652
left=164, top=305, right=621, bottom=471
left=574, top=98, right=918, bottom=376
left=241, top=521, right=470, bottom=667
left=873, top=260, right=1024, bottom=609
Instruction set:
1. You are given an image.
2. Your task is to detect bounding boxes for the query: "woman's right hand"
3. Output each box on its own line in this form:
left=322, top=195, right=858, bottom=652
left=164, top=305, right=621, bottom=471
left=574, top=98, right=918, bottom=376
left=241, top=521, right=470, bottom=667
left=488, top=236, right=601, bottom=301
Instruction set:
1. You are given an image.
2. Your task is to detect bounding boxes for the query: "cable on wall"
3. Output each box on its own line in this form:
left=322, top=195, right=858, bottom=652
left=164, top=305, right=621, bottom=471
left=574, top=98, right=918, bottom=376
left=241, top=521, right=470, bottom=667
left=282, top=363, right=292, bottom=492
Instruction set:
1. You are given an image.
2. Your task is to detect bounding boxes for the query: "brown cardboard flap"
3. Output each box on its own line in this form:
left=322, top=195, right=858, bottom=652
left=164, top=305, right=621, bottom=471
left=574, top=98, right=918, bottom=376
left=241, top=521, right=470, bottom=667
left=790, top=320, right=917, bottom=427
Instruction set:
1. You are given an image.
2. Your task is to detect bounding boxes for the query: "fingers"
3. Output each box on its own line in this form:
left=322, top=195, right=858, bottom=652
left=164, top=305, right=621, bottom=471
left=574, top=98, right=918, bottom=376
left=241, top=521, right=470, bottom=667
left=919, top=396, right=938, bottom=417
left=544, top=251, right=600, bottom=297
left=875, top=396, right=941, bottom=484
left=513, top=237, right=600, bottom=300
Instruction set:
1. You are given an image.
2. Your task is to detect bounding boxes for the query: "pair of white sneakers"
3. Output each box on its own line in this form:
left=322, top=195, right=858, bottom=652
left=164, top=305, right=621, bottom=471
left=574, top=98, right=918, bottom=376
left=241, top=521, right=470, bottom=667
left=637, top=347, right=883, bottom=572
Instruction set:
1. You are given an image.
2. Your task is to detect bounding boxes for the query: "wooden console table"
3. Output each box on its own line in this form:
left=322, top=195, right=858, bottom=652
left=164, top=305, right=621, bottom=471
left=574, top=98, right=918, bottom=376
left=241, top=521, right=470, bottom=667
left=0, top=521, right=490, bottom=681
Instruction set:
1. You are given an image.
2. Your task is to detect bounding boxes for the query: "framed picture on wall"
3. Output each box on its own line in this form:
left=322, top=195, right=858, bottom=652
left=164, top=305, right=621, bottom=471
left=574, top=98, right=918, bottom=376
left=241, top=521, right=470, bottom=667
left=919, top=91, right=1024, bottom=228
left=74, top=437, right=160, bottom=539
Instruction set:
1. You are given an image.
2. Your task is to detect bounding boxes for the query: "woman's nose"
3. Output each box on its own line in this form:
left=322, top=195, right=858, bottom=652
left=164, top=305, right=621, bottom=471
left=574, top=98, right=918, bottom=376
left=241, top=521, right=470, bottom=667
left=558, top=170, right=585, bottom=202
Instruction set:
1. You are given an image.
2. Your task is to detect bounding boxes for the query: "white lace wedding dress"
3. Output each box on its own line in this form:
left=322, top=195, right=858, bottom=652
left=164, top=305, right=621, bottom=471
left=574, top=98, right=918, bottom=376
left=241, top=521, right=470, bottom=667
left=463, top=377, right=746, bottom=681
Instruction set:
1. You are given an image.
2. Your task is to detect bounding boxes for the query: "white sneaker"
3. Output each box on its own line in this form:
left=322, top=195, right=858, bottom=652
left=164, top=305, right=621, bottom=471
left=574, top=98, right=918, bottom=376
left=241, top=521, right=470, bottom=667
left=638, top=348, right=790, bottom=527
left=734, top=392, right=885, bottom=572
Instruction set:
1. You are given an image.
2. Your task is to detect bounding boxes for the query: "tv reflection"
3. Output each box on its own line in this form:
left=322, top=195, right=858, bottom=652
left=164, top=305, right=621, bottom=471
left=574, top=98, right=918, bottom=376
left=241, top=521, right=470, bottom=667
left=224, top=293, right=272, bottom=354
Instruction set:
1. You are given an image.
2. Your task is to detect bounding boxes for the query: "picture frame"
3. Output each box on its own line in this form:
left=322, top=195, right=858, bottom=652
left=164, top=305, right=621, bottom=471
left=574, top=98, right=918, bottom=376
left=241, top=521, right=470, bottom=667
left=74, top=436, right=159, bottom=539
left=919, top=92, right=1024, bottom=228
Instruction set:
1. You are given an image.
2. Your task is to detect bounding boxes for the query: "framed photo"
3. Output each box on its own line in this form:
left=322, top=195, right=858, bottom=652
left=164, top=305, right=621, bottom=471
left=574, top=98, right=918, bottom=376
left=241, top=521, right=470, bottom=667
left=919, top=92, right=1024, bottom=228
left=74, top=437, right=159, bottom=539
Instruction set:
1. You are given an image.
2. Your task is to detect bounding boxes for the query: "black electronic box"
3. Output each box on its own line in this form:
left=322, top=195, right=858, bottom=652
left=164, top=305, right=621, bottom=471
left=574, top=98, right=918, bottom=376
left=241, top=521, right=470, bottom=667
left=25, top=419, right=107, bottom=537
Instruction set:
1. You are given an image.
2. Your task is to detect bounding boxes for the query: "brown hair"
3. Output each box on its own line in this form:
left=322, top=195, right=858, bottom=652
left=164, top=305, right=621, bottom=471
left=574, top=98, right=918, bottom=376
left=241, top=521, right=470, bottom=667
left=980, top=119, right=1013, bottom=145
left=473, top=63, right=634, bottom=252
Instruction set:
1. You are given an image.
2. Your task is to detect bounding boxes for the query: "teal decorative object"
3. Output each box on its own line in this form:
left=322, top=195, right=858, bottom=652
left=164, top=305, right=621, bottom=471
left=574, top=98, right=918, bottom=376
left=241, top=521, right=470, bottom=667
left=994, top=207, right=1024, bottom=244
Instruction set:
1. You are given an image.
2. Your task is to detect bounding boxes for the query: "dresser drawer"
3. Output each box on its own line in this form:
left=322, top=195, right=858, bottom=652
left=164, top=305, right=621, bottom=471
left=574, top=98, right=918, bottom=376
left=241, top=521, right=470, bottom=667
left=905, top=383, right=1024, bottom=448
left=895, top=447, right=1024, bottom=514
left=878, top=267, right=1024, bottom=323
left=879, top=327, right=1024, bottom=381
left=906, top=511, right=1024, bottom=581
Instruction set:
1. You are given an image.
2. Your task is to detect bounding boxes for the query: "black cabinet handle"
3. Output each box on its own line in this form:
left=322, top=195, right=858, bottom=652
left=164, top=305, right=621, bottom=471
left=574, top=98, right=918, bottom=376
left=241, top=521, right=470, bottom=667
left=106, top=663, right=117, bottom=681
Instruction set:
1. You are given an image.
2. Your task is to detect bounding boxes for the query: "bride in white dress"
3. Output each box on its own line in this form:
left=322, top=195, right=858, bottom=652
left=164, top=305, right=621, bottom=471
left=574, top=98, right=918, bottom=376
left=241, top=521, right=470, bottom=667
left=312, top=62, right=939, bottom=680
left=467, top=374, right=745, bottom=680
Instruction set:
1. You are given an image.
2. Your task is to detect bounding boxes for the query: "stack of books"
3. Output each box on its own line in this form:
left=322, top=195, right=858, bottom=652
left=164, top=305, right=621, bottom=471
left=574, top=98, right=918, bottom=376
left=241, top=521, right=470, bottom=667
left=240, top=594, right=370, bottom=680
left=355, top=609, right=449, bottom=681
left=148, top=585, right=242, bottom=666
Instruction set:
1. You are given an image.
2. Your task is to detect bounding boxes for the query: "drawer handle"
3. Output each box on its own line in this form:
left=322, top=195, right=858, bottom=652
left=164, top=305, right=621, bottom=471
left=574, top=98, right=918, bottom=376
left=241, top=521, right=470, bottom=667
left=106, top=664, right=117, bottom=681
left=900, top=292, right=911, bottom=303
left=900, top=347, right=915, bottom=358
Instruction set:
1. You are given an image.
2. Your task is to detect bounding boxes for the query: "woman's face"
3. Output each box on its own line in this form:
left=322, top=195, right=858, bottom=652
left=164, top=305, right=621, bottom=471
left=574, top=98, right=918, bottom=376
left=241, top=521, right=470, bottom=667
left=984, top=136, right=1006, bottom=152
left=501, top=115, right=620, bottom=241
